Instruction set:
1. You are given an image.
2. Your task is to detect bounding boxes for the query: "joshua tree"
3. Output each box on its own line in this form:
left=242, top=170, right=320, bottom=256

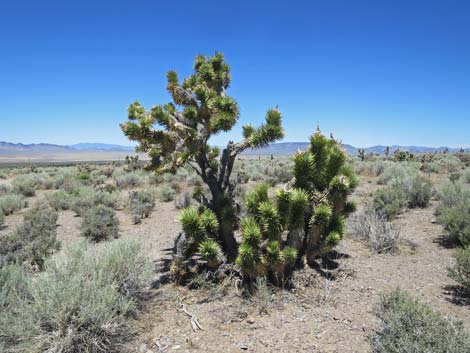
left=121, top=52, right=284, bottom=258
left=384, top=146, right=390, bottom=157
left=236, top=128, right=358, bottom=282
left=358, top=148, right=365, bottom=161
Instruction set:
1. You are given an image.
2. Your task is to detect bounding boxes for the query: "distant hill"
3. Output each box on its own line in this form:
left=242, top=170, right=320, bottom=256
left=241, top=142, right=467, bottom=156
left=0, top=142, right=74, bottom=155
left=70, top=143, right=134, bottom=152
left=0, top=140, right=467, bottom=156
left=0, top=141, right=135, bottom=155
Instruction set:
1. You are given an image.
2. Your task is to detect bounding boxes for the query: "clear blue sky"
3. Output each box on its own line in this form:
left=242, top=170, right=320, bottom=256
left=1, top=0, right=469, bottom=148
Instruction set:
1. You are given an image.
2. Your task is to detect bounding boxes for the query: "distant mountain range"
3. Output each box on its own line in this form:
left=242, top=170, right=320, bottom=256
left=242, top=143, right=468, bottom=156
left=0, top=141, right=134, bottom=155
left=0, top=141, right=467, bottom=156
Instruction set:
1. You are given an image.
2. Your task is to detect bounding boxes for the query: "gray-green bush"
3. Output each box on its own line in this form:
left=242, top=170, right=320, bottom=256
left=448, top=248, right=470, bottom=292
left=80, top=204, right=120, bottom=241
left=372, top=186, right=408, bottom=220
left=371, top=289, right=470, bottom=353
left=12, top=174, right=39, bottom=197
left=157, top=183, right=177, bottom=202
left=0, top=202, right=60, bottom=269
left=0, top=240, right=151, bottom=353
left=0, top=194, right=27, bottom=215
left=436, top=181, right=470, bottom=246
left=128, top=189, right=156, bottom=224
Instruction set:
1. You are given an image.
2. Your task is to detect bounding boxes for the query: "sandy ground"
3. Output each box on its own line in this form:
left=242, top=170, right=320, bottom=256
left=1, top=172, right=469, bottom=353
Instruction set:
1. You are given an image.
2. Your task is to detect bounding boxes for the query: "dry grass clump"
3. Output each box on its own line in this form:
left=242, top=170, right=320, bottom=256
left=350, top=208, right=400, bottom=253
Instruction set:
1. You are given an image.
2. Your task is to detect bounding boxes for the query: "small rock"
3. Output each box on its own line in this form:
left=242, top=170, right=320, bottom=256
left=239, top=343, right=248, bottom=350
left=246, top=317, right=255, bottom=324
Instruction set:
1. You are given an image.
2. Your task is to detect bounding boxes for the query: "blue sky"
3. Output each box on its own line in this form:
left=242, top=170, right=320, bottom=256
left=0, top=0, right=469, bottom=147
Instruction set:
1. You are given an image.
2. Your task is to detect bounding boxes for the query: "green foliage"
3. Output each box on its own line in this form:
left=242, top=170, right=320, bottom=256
left=398, top=175, right=432, bottom=208
left=114, top=170, right=145, bottom=188
left=12, top=174, right=39, bottom=197
left=45, top=189, right=73, bottom=210
left=0, top=202, right=60, bottom=269
left=128, top=189, right=155, bottom=224
left=122, top=52, right=283, bottom=258
left=0, top=240, right=151, bottom=353
left=372, top=186, right=408, bottom=220
left=234, top=129, right=356, bottom=283
left=157, top=183, right=178, bottom=202
left=436, top=181, right=470, bottom=247
left=80, top=205, right=120, bottom=242
left=371, top=289, right=470, bottom=353
left=198, top=238, right=223, bottom=268
left=178, top=207, right=220, bottom=257
left=71, top=186, right=121, bottom=216
left=0, top=194, right=27, bottom=215
left=448, top=248, right=470, bottom=292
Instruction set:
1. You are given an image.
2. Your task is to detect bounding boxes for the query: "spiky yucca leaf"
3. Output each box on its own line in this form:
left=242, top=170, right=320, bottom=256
left=275, top=189, right=291, bottom=227
left=310, top=204, right=332, bottom=226
left=240, top=217, right=262, bottom=247
left=199, top=209, right=219, bottom=238
left=236, top=243, right=266, bottom=279
left=198, top=238, right=222, bottom=267
left=325, top=231, right=341, bottom=247
left=178, top=207, right=204, bottom=242
left=288, top=188, right=309, bottom=229
left=245, top=183, right=269, bottom=216
left=281, top=247, right=298, bottom=266
left=266, top=240, right=282, bottom=264
left=258, top=201, right=282, bottom=240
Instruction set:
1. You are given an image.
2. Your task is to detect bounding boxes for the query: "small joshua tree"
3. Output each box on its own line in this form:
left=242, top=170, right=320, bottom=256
left=385, top=146, right=390, bottom=157
left=121, top=52, right=283, bottom=258
left=235, top=127, right=358, bottom=282
left=358, top=148, right=365, bottom=161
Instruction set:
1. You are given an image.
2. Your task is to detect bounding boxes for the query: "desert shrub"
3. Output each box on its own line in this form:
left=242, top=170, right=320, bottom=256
left=12, top=174, right=39, bottom=197
left=71, top=186, right=120, bottom=216
left=114, top=170, right=145, bottom=188
left=377, top=164, right=414, bottom=185
left=436, top=181, right=470, bottom=246
left=81, top=205, right=119, bottom=241
left=0, top=240, right=151, bottom=353
left=437, top=200, right=470, bottom=247
left=157, top=183, right=177, bottom=202
left=0, top=184, right=11, bottom=196
left=437, top=181, right=469, bottom=209
left=448, top=248, right=470, bottom=293
left=436, top=154, right=464, bottom=173
left=45, top=189, right=74, bottom=210
left=421, top=161, right=442, bottom=174
left=371, top=289, right=470, bottom=352
left=0, top=211, right=4, bottom=228
left=0, top=202, right=60, bottom=269
left=0, top=194, right=27, bottom=215
left=51, top=168, right=77, bottom=189
left=128, top=190, right=155, bottom=224
left=0, top=171, right=7, bottom=179
left=372, top=186, right=408, bottom=220
left=394, top=174, right=432, bottom=208
left=460, top=168, right=470, bottom=184
left=350, top=208, right=400, bottom=253
left=174, top=190, right=192, bottom=209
